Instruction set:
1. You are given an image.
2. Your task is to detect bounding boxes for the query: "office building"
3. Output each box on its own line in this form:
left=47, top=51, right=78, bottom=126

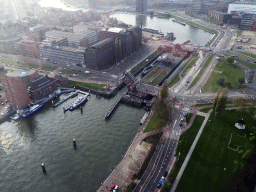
left=45, top=30, right=88, bottom=48
left=39, top=38, right=86, bottom=65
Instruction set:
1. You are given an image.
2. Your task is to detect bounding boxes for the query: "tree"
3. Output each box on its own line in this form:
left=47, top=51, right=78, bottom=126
left=118, top=40, right=122, bottom=60
left=215, top=88, right=228, bottom=117
left=212, top=88, right=221, bottom=111
left=114, top=38, right=119, bottom=62
left=227, top=56, right=234, bottom=64
left=238, top=78, right=245, bottom=85
left=225, top=82, right=232, bottom=88
left=160, top=80, right=168, bottom=101
left=217, top=78, right=225, bottom=86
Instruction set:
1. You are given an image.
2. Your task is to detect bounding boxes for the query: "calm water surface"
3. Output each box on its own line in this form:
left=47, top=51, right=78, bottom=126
left=110, top=13, right=214, bottom=46
left=0, top=89, right=145, bottom=191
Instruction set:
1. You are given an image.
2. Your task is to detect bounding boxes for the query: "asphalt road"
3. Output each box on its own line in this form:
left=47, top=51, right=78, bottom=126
left=134, top=108, right=183, bottom=192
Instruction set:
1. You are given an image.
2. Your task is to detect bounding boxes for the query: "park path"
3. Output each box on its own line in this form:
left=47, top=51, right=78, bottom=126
left=170, top=109, right=211, bottom=192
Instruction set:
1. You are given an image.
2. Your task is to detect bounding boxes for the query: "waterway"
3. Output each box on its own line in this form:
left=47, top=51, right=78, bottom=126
left=110, top=13, right=214, bottom=46
left=0, top=89, right=145, bottom=192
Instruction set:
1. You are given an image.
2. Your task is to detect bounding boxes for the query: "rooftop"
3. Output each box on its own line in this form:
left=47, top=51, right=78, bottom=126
left=28, top=75, right=57, bottom=92
left=39, top=44, right=86, bottom=53
left=46, top=30, right=87, bottom=40
left=90, top=37, right=114, bottom=49
left=105, top=27, right=126, bottom=34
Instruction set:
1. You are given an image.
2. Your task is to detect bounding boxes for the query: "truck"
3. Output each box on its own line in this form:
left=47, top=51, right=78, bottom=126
left=250, top=45, right=256, bottom=49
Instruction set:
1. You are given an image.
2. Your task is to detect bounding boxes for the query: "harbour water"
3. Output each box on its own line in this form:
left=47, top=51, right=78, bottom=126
left=0, top=89, right=146, bottom=192
left=110, top=13, right=214, bottom=46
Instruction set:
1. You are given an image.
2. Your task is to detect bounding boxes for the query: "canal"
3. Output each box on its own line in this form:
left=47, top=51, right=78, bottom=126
left=0, top=88, right=146, bottom=192
left=110, top=13, right=214, bottom=46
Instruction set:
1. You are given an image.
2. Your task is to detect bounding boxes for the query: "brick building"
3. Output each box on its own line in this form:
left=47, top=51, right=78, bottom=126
left=207, top=12, right=232, bottom=23
left=27, top=75, right=58, bottom=101
left=0, top=68, right=39, bottom=109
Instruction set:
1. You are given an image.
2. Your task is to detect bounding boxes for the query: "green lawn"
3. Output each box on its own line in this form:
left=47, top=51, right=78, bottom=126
left=144, top=67, right=160, bottom=81
left=163, top=115, right=205, bottom=190
left=199, top=107, right=212, bottom=113
left=235, top=58, right=256, bottom=69
left=188, top=55, right=214, bottom=90
left=41, top=65, right=56, bottom=71
left=0, top=57, right=39, bottom=69
left=144, top=101, right=168, bottom=133
left=130, top=50, right=161, bottom=75
left=175, top=109, right=256, bottom=192
left=202, top=59, right=245, bottom=92
left=66, top=80, right=106, bottom=91
left=186, top=113, right=193, bottom=124
left=152, top=69, right=169, bottom=85
left=237, top=51, right=256, bottom=59
left=181, top=54, right=199, bottom=78
left=236, top=30, right=242, bottom=37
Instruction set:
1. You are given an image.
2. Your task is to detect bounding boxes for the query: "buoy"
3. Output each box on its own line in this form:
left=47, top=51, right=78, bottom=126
left=73, top=139, right=76, bottom=147
left=41, top=163, right=46, bottom=172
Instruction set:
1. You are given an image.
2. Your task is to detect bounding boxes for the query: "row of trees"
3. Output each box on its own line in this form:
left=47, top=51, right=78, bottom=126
left=212, top=87, right=228, bottom=117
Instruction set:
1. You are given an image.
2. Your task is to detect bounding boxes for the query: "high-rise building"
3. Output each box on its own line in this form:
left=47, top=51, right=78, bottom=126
left=136, top=0, right=147, bottom=13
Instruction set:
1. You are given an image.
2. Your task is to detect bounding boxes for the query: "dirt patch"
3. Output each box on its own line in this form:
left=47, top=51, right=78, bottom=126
left=128, top=141, right=152, bottom=175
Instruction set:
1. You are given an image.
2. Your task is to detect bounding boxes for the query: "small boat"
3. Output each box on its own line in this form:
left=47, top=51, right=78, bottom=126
left=21, top=103, right=44, bottom=118
left=10, top=113, right=20, bottom=120
left=141, top=65, right=154, bottom=76
left=68, top=96, right=88, bottom=111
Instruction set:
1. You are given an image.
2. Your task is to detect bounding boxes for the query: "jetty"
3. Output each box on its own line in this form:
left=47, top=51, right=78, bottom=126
left=105, top=97, right=121, bottom=120
left=53, top=91, right=78, bottom=108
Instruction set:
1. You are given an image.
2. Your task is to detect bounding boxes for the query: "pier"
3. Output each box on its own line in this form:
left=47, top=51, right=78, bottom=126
left=105, top=97, right=121, bottom=120
left=53, top=91, right=78, bottom=108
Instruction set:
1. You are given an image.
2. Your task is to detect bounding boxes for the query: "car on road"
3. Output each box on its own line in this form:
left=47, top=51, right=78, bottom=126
left=194, top=64, right=196, bottom=66
left=253, top=61, right=256, bottom=64
left=157, top=183, right=162, bottom=188
left=181, top=118, right=184, bottom=122
left=186, top=81, right=190, bottom=84
left=67, top=64, right=70, bottom=66
left=131, top=173, right=136, bottom=179
left=113, top=185, right=118, bottom=192
left=85, top=71, right=90, bottom=74
left=109, top=184, right=115, bottom=191
left=179, top=123, right=183, bottom=127
left=73, top=74, right=77, bottom=77
left=246, top=60, right=251, bottom=62
left=163, top=171, right=168, bottom=177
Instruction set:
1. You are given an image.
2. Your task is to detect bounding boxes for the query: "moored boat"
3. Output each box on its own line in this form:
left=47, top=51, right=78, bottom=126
left=21, top=103, right=44, bottom=118
left=68, top=96, right=88, bottom=111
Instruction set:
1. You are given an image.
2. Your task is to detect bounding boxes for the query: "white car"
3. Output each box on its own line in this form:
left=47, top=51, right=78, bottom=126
left=73, top=74, right=77, bottom=77
left=113, top=185, right=118, bottom=192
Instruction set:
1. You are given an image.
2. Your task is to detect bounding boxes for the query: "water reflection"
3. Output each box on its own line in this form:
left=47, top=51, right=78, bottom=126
left=136, top=14, right=147, bottom=27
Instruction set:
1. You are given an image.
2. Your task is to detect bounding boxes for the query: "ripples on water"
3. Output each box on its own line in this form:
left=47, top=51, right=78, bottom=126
left=0, top=90, right=145, bottom=191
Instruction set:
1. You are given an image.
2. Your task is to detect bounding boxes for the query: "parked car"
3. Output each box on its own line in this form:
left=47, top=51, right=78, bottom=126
left=109, top=184, right=115, bottom=191
left=113, top=185, right=118, bottom=192
left=163, top=171, right=168, bottom=177
left=131, top=173, right=136, bottom=179
left=157, top=183, right=162, bottom=188
left=179, top=123, right=183, bottom=127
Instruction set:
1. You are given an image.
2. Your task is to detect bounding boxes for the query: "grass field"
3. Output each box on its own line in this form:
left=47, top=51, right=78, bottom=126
left=186, top=113, right=193, bottom=124
left=236, top=30, right=242, bottom=37
left=144, top=67, right=160, bottom=81
left=235, top=58, right=256, bottom=69
left=188, top=55, right=214, bottom=90
left=144, top=101, right=168, bottom=133
left=175, top=109, right=256, bottom=192
left=66, top=80, right=106, bottom=91
left=202, top=59, right=245, bottom=92
left=152, top=69, right=169, bottom=85
left=181, top=54, right=199, bottom=78
left=237, top=51, right=256, bottom=59
left=0, top=57, right=39, bottom=69
left=199, top=107, right=212, bottom=113
left=164, top=116, right=205, bottom=188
